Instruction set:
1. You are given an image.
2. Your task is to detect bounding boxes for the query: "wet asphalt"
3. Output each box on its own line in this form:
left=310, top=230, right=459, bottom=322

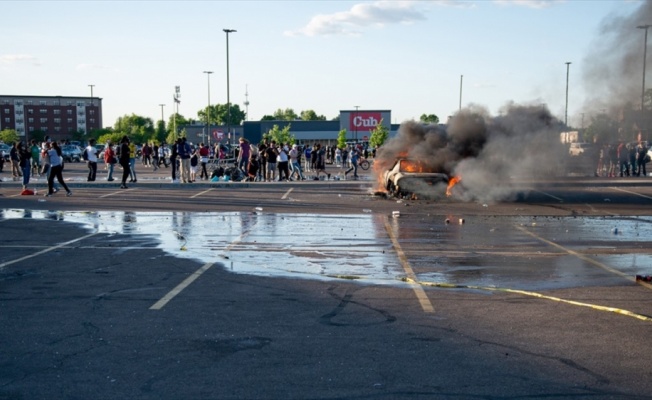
left=1, top=162, right=652, bottom=399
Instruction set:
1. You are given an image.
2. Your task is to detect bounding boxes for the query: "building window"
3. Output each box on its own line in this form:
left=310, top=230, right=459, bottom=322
left=39, top=109, right=47, bottom=114
left=40, top=118, right=47, bottom=123
left=39, top=100, right=47, bottom=106
left=54, top=118, right=61, bottom=123
left=89, top=110, right=95, bottom=115
left=55, top=127, right=61, bottom=132
left=3, top=109, right=8, bottom=113
left=54, top=109, right=61, bottom=115
left=27, top=100, right=33, bottom=105
left=67, top=109, right=73, bottom=115
left=28, top=118, right=34, bottom=123
left=90, top=118, right=95, bottom=124
left=4, top=118, right=10, bottom=123
left=67, top=118, right=72, bottom=123
left=27, top=109, right=34, bottom=114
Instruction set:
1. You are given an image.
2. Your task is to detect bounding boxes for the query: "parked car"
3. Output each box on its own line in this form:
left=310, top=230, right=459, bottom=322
left=382, top=158, right=449, bottom=198
left=569, top=142, right=593, bottom=156
left=0, top=143, right=11, bottom=162
left=61, top=145, right=83, bottom=163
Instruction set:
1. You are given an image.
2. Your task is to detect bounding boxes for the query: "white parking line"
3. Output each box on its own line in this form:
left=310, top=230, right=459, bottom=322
left=383, top=217, right=435, bottom=313
left=534, top=190, right=563, bottom=202
left=610, top=187, right=652, bottom=201
left=191, top=188, right=213, bottom=198
left=281, top=188, right=294, bottom=199
left=0, top=232, right=100, bottom=270
left=100, top=189, right=134, bottom=198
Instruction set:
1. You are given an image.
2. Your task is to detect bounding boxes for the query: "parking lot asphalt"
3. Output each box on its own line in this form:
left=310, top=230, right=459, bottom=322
left=2, top=162, right=652, bottom=399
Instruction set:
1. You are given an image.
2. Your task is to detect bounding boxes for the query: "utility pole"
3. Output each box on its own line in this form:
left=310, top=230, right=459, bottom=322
left=565, top=62, right=571, bottom=127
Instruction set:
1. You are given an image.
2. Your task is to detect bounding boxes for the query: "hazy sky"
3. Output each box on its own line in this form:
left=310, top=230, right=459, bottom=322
left=0, top=0, right=642, bottom=128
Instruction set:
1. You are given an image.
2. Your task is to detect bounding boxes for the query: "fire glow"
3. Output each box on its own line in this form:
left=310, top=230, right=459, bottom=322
left=446, top=176, right=461, bottom=197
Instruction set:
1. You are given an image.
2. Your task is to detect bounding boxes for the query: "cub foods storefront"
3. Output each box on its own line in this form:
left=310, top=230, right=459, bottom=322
left=242, top=109, right=396, bottom=146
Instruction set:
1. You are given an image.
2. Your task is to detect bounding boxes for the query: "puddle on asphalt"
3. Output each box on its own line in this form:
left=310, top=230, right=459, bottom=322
left=2, top=210, right=652, bottom=291
left=0, top=209, right=403, bottom=286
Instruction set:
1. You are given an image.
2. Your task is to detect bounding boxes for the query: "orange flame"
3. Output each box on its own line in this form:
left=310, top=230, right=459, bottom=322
left=446, top=176, right=461, bottom=196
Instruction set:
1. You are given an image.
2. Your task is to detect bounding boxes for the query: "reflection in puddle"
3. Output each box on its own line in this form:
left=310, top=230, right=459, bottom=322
left=0, top=209, right=402, bottom=285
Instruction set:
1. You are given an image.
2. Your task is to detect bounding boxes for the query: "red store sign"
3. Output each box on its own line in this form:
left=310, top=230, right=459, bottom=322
left=349, top=112, right=381, bottom=132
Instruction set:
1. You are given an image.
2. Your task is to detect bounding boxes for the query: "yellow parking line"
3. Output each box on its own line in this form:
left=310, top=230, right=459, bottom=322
left=383, top=217, right=435, bottom=313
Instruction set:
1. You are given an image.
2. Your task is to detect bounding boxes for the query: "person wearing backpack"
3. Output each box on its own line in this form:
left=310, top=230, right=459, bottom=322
left=118, top=136, right=131, bottom=189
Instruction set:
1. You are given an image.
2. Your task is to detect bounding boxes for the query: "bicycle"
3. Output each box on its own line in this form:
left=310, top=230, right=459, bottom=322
left=358, top=157, right=370, bottom=171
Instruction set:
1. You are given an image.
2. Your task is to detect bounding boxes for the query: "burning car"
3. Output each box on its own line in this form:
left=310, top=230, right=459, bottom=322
left=382, top=158, right=449, bottom=198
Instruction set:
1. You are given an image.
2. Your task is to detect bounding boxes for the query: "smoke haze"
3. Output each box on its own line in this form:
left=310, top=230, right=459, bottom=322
left=375, top=3, right=650, bottom=203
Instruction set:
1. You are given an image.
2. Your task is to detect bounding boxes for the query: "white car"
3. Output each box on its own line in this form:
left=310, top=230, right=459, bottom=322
left=382, top=158, right=449, bottom=198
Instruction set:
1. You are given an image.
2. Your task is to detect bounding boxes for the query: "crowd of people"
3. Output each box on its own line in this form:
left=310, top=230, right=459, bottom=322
left=0, top=137, right=377, bottom=193
left=595, top=141, right=650, bottom=178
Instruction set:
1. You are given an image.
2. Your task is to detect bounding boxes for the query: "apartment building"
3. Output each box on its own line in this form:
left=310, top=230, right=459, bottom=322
left=0, top=95, right=102, bottom=141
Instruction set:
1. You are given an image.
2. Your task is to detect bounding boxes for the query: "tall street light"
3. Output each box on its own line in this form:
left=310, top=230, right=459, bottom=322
left=203, top=71, right=213, bottom=145
left=459, top=75, right=463, bottom=111
left=637, top=24, right=652, bottom=110
left=354, top=105, right=360, bottom=142
left=223, top=28, right=236, bottom=146
left=159, top=104, right=165, bottom=125
left=565, top=62, right=571, bottom=127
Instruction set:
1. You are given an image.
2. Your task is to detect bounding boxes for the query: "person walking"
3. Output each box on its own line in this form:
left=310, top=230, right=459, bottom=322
left=344, top=147, right=360, bottom=179
left=158, top=143, right=169, bottom=168
left=84, top=139, right=98, bottom=181
left=128, top=140, right=137, bottom=183
left=289, top=144, right=305, bottom=181
left=45, top=141, right=72, bottom=197
left=104, top=141, right=116, bottom=181
left=30, top=139, right=41, bottom=176
left=119, top=136, right=132, bottom=189
left=10, top=141, right=22, bottom=180
left=18, top=142, right=31, bottom=191
left=152, top=144, right=159, bottom=171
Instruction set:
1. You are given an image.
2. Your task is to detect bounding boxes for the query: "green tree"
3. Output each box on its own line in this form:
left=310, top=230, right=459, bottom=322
left=420, top=114, right=440, bottom=124
left=337, top=129, right=347, bottom=149
left=263, top=124, right=294, bottom=145
left=197, top=103, right=246, bottom=126
left=273, top=108, right=298, bottom=121
left=585, top=113, right=619, bottom=144
left=261, top=115, right=275, bottom=121
left=369, top=119, right=389, bottom=149
left=300, top=110, right=326, bottom=121
left=0, top=129, right=19, bottom=144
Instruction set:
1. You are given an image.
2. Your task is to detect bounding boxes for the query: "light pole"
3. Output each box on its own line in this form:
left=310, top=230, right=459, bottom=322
left=459, top=75, right=463, bottom=111
left=203, top=71, right=213, bottom=145
left=565, top=62, right=571, bottom=127
left=88, top=84, right=95, bottom=105
left=638, top=24, right=651, bottom=110
left=223, top=28, right=236, bottom=146
left=159, top=103, right=165, bottom=125
left=354, top=105, right=359, bottom=142
left=173, top=86, right=180, bottom=140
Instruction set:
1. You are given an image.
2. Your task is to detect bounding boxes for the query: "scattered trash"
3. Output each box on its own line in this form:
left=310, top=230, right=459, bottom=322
left=482, top=204, right=488, bottom=208
left=445, top=219, right=450, bottom=224
left=392, top=211, right=400, bottom=218
left=38, top=199, right=46, bottom=202
left=255, top=207, right=263, bottom=211
left=636, top=275, right=652, bottom=282
left=459, top=218, right=465, bottom=225
left=362, top=209, right=372, bottom=213
left=612, top=228, right=618, bottom=235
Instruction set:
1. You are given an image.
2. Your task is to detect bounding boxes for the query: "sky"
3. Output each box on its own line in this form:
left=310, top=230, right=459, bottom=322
left=0, top=0, right=643, bottom=129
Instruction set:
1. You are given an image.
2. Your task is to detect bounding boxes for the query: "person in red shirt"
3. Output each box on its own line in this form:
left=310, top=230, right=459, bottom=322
left=198, top=143, right=210, bottom=180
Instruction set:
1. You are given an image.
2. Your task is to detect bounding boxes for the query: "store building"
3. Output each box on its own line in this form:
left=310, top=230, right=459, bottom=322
left=181, top=109, right=399, bottom=147
left=0, top=95, right=102, bottom=141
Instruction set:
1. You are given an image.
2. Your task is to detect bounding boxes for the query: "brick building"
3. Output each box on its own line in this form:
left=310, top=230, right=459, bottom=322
left=0, top=95, right=102, bottom=141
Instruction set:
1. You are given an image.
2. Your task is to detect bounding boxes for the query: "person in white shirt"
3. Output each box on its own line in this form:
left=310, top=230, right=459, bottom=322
left=84, top=139, right=99, bottom=181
